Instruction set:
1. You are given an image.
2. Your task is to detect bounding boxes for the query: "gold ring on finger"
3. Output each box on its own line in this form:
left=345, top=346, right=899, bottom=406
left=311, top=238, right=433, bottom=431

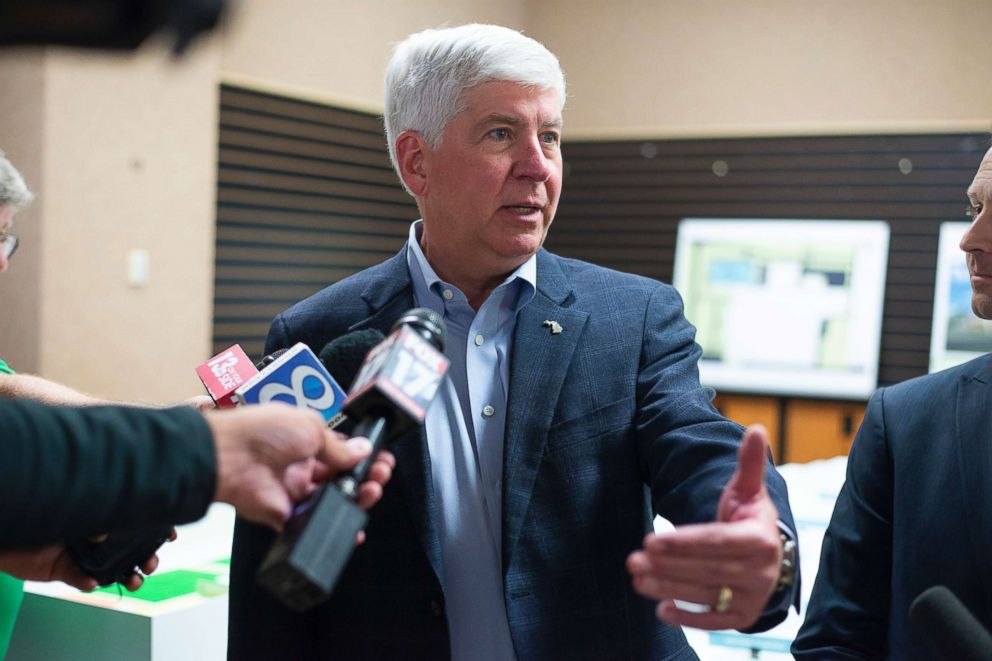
left=714, top=585, right=733, bottom=614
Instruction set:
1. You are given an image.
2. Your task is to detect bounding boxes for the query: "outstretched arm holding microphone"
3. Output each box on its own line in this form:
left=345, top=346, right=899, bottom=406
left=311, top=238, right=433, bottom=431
left=0, top=400, right=394, bottom=590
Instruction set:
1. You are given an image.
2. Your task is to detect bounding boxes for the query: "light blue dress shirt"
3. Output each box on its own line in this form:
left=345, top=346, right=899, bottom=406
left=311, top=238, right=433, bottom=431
left=406, top=221, right=535, bottom=661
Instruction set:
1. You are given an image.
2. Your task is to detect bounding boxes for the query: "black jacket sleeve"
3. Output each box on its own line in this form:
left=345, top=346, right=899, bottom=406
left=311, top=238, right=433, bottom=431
left=792, top=389, right=893, bottom=658
left=0, top=399, right=216, bottom=549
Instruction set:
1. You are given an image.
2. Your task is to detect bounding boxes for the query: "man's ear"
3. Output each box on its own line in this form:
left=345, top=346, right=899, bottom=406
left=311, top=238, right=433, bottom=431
left=395, top=131, right=429, bottom=196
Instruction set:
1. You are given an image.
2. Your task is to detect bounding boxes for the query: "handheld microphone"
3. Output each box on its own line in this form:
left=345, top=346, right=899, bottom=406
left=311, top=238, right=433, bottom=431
left=909, top=585, right=992, bottom=661
left=195, top=344, right=259, bottom=408
left=234, top=343, right=348, bottom=428
left=256, top=310, right=448, bottom=612
left=335, top=308, right=448, bottom=492
left=68, top=526, right=174, bottom=587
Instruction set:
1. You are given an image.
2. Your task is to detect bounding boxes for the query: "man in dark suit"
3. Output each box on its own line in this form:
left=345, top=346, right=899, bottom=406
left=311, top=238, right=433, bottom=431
left=229, top=23, right=799, bottom=661
left=793, top=145, right=992, bottom=659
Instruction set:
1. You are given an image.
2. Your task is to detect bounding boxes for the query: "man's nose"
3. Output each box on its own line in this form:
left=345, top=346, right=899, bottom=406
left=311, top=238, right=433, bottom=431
left=513, top=136, right=552, bottom=182
left=961, top=205, right=991, bottom=254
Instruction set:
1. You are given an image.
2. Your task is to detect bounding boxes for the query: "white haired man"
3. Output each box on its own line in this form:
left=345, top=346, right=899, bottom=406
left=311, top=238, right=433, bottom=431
left=229, top=24, right=800, bottom=661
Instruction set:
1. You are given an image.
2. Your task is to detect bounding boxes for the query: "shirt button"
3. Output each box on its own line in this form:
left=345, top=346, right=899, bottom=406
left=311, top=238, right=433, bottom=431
left=474, top=334, right=484, bottom=346
left=442, top=289, right=453, bottom=300
left=482, top=405, right=495, bottom=417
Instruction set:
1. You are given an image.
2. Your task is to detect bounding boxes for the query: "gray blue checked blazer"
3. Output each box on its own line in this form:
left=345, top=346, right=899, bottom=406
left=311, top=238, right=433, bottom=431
left=228, top=247, right=799, bottom=661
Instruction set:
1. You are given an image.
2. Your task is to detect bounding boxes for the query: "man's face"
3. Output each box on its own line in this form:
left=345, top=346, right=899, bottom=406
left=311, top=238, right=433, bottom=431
left=417, top=80, right=563, bottom=283
left=0, top=205, right=14, bottom=273
left=960, top=147, right=992, bottom=319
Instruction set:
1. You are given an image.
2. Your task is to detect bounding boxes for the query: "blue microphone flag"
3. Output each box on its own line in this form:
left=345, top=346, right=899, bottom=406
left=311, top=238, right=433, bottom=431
left=235, top=342, right=347, bottom=427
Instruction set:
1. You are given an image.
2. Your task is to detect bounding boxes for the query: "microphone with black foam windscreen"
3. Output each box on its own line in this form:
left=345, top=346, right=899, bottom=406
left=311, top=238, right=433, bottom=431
left=335, top=309, right=448, bottom=493
left=256, top=312, right=448, bottom=612
left=255, top=347, right=288, bottom=370
left=909, top=585, right=992, bottom=661
left=318, top=328, right=386, bottom=434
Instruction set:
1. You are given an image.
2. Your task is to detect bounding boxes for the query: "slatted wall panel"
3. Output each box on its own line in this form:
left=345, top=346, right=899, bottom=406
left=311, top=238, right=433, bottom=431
left=214, top=85, right=417, bottom=358
left=549, top=133, right=989, bottom=387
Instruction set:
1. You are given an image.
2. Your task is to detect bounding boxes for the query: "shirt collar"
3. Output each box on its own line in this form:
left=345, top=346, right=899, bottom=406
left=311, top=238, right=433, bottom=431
left=405, top=220, right=537, bottom=314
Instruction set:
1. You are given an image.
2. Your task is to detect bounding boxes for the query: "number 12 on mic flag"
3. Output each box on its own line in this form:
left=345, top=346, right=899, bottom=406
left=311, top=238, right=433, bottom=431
left=235, top=342, right=347, bottom=427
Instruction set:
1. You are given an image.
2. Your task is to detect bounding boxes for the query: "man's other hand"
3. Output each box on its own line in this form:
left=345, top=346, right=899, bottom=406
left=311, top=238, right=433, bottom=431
left=627, top=425, right=783, bottom=631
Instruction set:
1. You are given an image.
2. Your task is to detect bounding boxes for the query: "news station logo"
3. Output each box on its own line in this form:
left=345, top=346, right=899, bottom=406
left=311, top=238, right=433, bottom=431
left=346, top=326, right=449, bottom=423
left=195, top=345, right=258, bottom=408
left=236, top=343, right=347, bottom=427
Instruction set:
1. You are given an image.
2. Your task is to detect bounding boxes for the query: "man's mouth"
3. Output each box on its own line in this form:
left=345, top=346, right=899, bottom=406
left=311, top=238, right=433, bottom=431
left=503, top=201, right=546, bottom=214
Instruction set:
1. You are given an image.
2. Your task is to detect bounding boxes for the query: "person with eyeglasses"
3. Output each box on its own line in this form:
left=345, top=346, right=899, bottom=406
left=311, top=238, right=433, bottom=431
left=0, top=150, right=213, bottom=657
left=0, top=150, right=27, bottom=274
left=0, top=149, right=34, bottom=659
left=0, top=228, right=16, bottom=265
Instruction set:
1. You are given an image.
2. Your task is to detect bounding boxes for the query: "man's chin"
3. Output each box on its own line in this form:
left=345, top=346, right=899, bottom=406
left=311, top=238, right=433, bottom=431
left=972, top=295, right=992, bottom=321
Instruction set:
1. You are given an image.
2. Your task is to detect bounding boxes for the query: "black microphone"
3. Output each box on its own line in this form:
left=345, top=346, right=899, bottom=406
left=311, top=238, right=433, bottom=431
left=254, top=347, right=288, bottom=370
left=318, top=328, right=387, bottom=415
left=255, top=314, right=447, bottom=612
left=909, top=585, right=992, bottom=661
left=335, top=309, right=447, bottom=494
left=67, top=525, right=174, bottom=587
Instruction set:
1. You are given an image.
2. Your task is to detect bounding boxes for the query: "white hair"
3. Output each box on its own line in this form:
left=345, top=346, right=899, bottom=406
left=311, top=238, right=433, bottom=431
left=0, top=150, right=34, bottom=211
left=383, top=24, right=566, bottom=187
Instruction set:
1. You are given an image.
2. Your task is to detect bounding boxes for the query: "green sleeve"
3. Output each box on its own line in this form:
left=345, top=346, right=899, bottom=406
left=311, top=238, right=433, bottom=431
left=0, top=400, right=217, bottom=549
left=0, top=573, right=23, bottom=658
left=0, top=355, right=24, bottom=657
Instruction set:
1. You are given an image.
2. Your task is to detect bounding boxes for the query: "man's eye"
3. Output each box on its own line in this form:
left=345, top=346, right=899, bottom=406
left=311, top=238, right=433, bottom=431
left=541, top=132, right=560, bottom=145
left=966, top=203, right=983, bottom=218
left=488, top=128, right=509, bottom=140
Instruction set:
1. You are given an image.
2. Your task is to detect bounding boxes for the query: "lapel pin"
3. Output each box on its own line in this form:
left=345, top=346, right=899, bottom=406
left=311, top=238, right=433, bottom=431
left=542, top=319, right=563, bottom=335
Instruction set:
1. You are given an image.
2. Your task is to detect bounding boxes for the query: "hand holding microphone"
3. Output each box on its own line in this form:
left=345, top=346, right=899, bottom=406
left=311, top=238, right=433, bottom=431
left=255, top=308, right=449, bottom=612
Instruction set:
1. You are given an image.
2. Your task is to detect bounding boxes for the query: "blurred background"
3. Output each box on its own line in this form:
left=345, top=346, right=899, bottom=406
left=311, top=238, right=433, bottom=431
left=2, top=2, right=990, bottom=659
left=0, top=0, right=987, bottom=403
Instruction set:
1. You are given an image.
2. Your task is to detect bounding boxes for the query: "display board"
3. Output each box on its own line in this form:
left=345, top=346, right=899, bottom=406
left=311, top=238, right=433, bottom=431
left=673, top=219, right=890, bottom=398
left=929, top=222, right=992, bottom=372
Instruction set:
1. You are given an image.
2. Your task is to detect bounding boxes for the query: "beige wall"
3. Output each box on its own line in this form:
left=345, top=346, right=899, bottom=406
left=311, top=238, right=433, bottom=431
left=220, top=0, right=529, bottom=109
left=531, top=0, right=992, bottom=138
left=38, top=40, right=221, bottom=401
left=0, top=0, right=989, bottom=401
left=0, top=39, right=221, bottom=402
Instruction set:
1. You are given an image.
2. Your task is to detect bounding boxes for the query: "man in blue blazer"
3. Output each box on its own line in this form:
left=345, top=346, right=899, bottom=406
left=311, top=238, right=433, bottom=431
left=229, top=24, right=799, bottom=661
left=794, top=145, right=992, bottom=659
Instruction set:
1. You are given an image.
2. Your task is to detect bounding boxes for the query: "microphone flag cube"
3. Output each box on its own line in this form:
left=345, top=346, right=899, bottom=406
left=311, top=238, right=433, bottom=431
left=235, top=342, right=347, bottom=426
left=195, top=344, right=259, bottom=408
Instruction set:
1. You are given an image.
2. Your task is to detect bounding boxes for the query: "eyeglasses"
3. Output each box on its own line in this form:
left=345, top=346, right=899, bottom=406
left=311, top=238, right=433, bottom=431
left=1, top=232, right=18, bottom=260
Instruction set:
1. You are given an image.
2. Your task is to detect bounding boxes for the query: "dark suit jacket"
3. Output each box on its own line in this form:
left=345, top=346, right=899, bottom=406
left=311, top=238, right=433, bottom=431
left=228, top=248, right=798, bottom=661
left=793, top=353, right=992, bottom=659
left=0, top=400, right=215, bottom=548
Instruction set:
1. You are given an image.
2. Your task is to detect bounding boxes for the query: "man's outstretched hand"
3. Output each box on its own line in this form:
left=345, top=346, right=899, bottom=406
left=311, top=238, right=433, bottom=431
left=627, top=425, right=783, bottom=630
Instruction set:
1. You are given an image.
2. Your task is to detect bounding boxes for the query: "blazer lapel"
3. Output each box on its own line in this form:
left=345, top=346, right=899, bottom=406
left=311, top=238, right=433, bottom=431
left=502, top=251, right=589, bottom=568
left=352, top=246, right=446, bottom=584
left=955, top=355, right=992, bottom=602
